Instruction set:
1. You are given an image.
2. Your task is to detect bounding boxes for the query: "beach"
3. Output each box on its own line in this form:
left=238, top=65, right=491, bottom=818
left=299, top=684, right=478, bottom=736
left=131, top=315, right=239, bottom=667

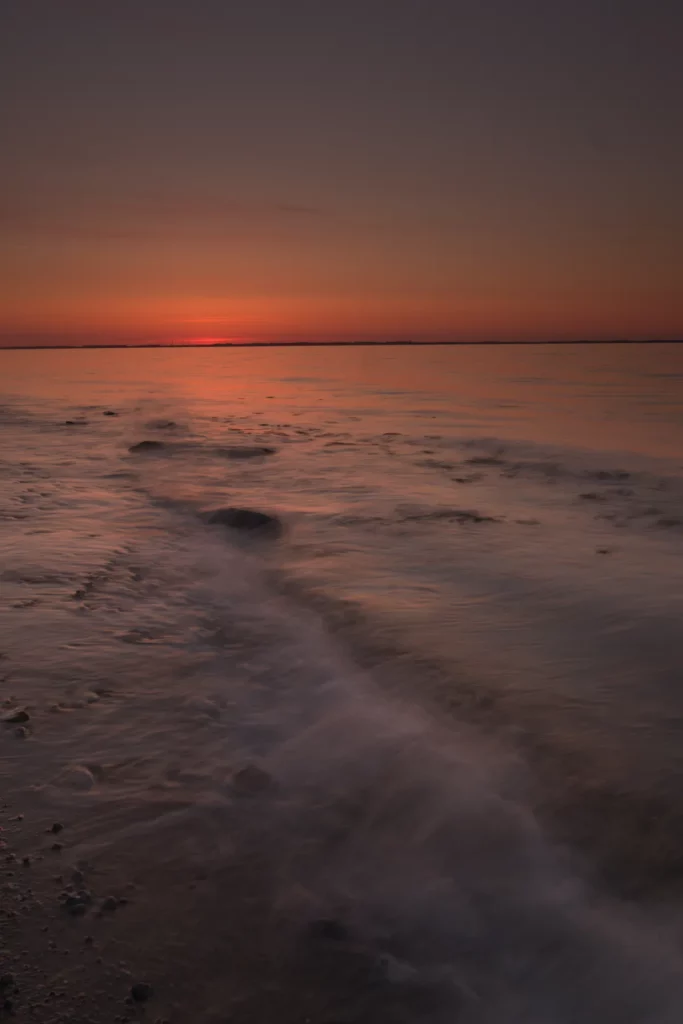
left=1, top=342, right=683, bottom=1022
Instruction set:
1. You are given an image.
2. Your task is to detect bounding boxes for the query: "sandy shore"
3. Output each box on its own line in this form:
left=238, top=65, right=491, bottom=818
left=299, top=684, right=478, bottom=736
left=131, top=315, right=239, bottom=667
left=0, top=773, right=424, bottom=1024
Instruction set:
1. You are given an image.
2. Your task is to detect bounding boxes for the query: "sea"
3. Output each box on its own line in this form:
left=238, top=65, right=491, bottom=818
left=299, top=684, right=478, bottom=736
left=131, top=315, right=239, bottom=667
left=1, top=342, right=683, bottom=1022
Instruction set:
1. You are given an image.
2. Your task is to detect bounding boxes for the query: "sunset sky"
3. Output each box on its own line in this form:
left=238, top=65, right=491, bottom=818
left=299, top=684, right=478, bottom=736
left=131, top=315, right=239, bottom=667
left=1, top=1, right=682, bottom=346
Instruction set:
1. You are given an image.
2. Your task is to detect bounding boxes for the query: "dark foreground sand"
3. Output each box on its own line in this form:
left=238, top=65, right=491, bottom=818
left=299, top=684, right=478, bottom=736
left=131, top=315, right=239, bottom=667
left=0, top=770, right=442, bottom=1024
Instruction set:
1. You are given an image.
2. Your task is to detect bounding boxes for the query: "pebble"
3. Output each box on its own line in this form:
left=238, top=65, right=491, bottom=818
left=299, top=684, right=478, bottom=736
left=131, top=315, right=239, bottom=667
left=232, top=763, right=273, bottom=794
left=206, top=507, right=282, bottom=535
left=50, top=822, right=64, bottom=834
left=59, top=766, right=95, bottom=791
left=3, top=709, right=29, bottom=724
left=130, top=982, right=153, bottom=1002
left=129, top=440, right=165, bottom=453
left=101, top=896, right=119, bottom=912
left=184, top=696, right=220, bottom=720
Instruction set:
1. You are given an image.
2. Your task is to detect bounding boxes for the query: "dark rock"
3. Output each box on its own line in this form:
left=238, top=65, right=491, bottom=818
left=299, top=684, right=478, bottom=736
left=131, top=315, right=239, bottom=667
left=206, top=507, right=282, bottom=536
left=3, top=709, right=29, bottom=724
left=63, top=895, right=87, bottom=916
left=103, top=411, right=118, bottom=417
left=0, top=975, right=15, bottom=991
left=218, top=446, right=276, bottom=459
left=50, top=822, right=64, bottom=834
left=14, top=727, right=28, bottom=739
left=579, top=492, right=603, bottom=501
left=128, top=440, right=165, bottom=453
left=465, top=455, right=505, bottom=466
left=21, top=857, right=30, bottom=868
left=51, top=843, right=63, bottom=853
left=130, top=982, right=153, bottom=1002
left=64, top=420, right=87, bottom=426
left=232, top=764, right=273, bottom=794
left=100, top=896, right=118, bottom=912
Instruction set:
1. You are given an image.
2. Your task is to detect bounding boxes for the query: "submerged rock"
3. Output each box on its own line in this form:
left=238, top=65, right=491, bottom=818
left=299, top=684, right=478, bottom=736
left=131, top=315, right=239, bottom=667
left=130, top=982, right=153, bottom=1002
left=232, top=763, right=274, bottom=794
left=218, top=445, right=277, bottom=459
left=129, top=440, right=165, bottom=453
left=58, top=765, right=96, bottom=791
left=3, top=708, right=29, bottom=724
left=464, top=455, right=505, bottom=466
left=184, top=696, right=221, bottom=720
left=206, top=507, right=282, bottom=536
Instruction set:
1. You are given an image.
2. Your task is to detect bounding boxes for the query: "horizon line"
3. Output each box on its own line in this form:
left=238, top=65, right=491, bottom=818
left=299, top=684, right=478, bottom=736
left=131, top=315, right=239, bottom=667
left=1, top=339, right=682, bottom=351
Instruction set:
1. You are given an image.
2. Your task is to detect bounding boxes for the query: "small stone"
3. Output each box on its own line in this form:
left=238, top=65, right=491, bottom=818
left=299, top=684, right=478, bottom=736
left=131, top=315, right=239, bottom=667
left=21, top=857, right=30, bottom=868
left=0, top=974, right=15, bottom=990
left=14, top=727, right=28, bottom=739
left=184, top=696, right=220, bottom=720
left=103, top=411, right=118, bottom=417
left=101, top=896, right=118, bottom=912
left=3, top=709, right=29, bottom=724
left=376, top=952, right=419, bottom=985
left=130, top=982, right=152, bottom=1002
left=129, top=440, right=164, bottom=453
left=219, top=446, right=277, bottom=459
left=51, top=843, right=63, bottom=853
left=66, top=901, right=87, bottom=917
left=58, top=766, right=95, bottom=791
left=232, top=764, right=273, bottom=794
left=206, top=507, right=282, bottom=536
left=50, top=823, right=64, bottom=834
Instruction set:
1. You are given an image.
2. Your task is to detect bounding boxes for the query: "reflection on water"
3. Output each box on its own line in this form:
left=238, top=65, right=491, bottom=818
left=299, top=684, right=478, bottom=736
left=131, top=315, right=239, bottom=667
left=3, top=342, right=683, bottom=457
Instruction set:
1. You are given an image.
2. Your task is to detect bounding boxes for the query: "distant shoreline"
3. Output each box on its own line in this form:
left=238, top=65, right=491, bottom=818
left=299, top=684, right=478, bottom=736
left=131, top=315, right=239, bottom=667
left=0, top=339, right=681, bottom=351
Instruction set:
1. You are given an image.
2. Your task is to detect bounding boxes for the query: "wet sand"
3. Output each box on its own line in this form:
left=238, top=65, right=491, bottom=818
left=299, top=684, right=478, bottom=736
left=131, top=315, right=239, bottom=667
left=2, top=344, right=683, bottom=1021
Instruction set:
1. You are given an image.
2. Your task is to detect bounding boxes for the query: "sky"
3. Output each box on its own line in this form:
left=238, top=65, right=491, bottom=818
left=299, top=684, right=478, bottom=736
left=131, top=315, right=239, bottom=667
left=1, top=0, right=682, bottom=346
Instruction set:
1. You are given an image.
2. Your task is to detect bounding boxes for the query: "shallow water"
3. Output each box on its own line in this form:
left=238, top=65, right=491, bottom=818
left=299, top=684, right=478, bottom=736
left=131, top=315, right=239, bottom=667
left=1, top=343, right=683, bottom=1021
